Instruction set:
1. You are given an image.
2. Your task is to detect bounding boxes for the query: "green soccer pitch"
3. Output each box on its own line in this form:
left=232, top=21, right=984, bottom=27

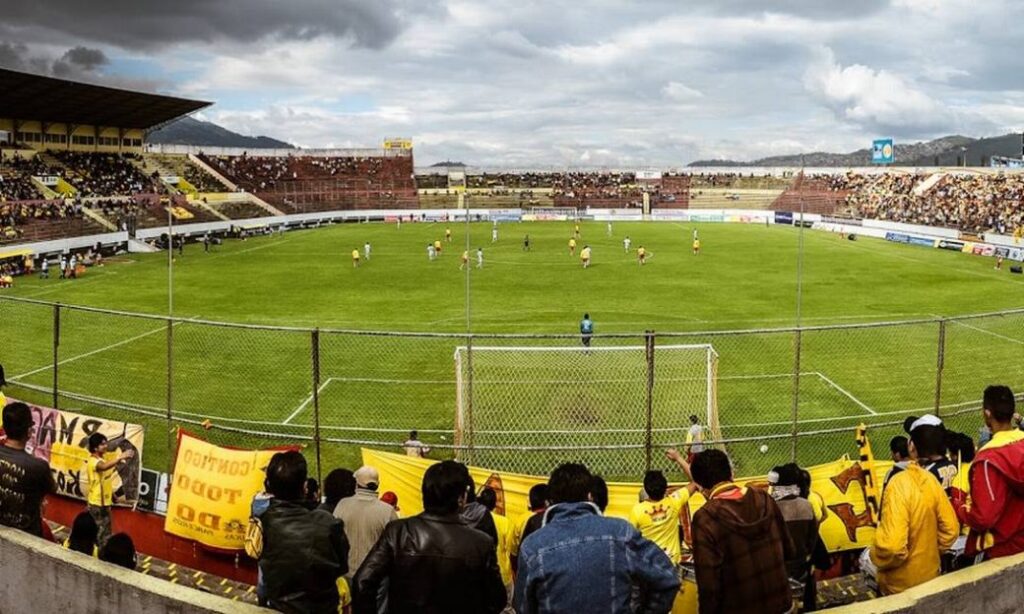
left=2, top=220, right=1023, bottom=478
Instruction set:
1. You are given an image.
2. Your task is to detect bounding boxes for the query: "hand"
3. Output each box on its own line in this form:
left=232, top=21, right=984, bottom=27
left=121, top=450, right=135, bottom=461
left=665, top=448, right=682, bottom=462
left=950, top=487, right=967, bottom=511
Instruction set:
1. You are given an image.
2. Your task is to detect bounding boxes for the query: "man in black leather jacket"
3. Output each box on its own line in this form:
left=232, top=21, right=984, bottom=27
left=352, top=460, right=507, bottom=614
left=260, top=451, right=350, bottom=613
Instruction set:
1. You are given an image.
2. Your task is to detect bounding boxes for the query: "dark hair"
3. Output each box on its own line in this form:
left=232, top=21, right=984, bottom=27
left=0, top=363, right=6, bottom=386
left=910, top=425, right=947, bottom=458
left=1, top=402, right=33, bottom=441
left=643, top=470, right=668, bottom=501
left=100, top=533, right=137, bottom=570
left=479, top=486, right=497, bottom=511
left=691, top=449, right=732, bottom=490
left=322, top=469, right=356, bottom=508
left=984, top=385, right=1016, bottom=423
left=583, top=313, right=590, bottom=319
left=264, top=451, right=307, bottom=500
left=946, top=431, right=976, bottom=464
left=422, top=460, right=471, bottom=514
left=798, top=468, right=812, bottom=499
left=902, top=416, right=918, bottom=434
left=549, top=463, right=593, bottom=504
left=304, top=478, right=320, bottom=502
left=87, top=432, right=108, bottom=453
left=590, top=475, right=609, bottom=512
left=527, top=483, right=549, bottom=511
left=68, top=512, right=98, bottom=555
left=689, top=415, right=699, bottom=424
left=890, top=436, right=909, bottom=459
left=409, top=430, right=418, bottom=440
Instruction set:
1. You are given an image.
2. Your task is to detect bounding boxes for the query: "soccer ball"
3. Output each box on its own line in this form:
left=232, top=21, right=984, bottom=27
left=440, top=435, right=447, bottom=441
left=759, top=444, right=769, bottom=454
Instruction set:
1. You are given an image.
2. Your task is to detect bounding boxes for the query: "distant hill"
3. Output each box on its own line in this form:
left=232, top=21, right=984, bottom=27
left=689, top=134, right=1022, bottom=167
left=148, top=116, right=294, bottom=149
left=430, top=161, right=466, bottom=167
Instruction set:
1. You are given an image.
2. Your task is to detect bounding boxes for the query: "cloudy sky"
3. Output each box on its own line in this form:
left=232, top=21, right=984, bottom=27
left=1, top=0, right=1022, bottom=166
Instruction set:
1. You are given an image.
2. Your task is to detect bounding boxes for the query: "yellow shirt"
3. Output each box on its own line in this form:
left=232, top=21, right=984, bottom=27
left=629, top=489, right=690, bottom=563
left=808, top=491, right=827, bottom=524
left=86, top=456, right=114, bottom=507
left=569, top=239, right=576, bottom=248
left=462, top=251, right=469, bottom=261
left=637, top=248, right=646, bottom=257
left=351, top=250, right=359, bottom=259
left=433, top=240, right=442, bottom=250
left=693, top=240, right=701, bottom=249
left=580, top=248, right=591, bottom=260
left=492, top=512, right=514, bottom=586
left=510, top=512, right=533, bottom=557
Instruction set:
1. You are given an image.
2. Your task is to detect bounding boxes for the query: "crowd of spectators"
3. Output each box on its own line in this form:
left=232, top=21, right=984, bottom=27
left=0, top=200, right=82, bottom=241
left=54, top=152, right=158, bottom=197
left=3, top=384, right=1024, bottom=612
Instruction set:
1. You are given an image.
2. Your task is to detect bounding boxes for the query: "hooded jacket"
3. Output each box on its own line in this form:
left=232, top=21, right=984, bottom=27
left=691, top=484, right=794, bottom=614
left=461, top=500, right=499, bottom=545
left=870, top=463, right=959, bottom=595
left=955, top=429, right=1024, bottom=559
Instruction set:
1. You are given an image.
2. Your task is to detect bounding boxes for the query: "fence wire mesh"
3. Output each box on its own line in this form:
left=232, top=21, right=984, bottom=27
left=2, top=295, right=1022, bottom=481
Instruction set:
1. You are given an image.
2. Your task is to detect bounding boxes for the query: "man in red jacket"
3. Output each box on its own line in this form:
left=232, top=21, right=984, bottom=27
left=952, top=385, right=1024, bottom=559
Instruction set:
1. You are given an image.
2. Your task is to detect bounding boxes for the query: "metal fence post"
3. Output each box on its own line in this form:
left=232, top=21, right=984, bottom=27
left=52, top=303, right=61, bottom=409
left=934, top=319, right=946, bottom=416
left=465, top=335, right=474, bottom=466
left=644, top=331, right=656, bottom=472
left=166, top=317, right=174, bottom=474
left=311, top=329, right=323, bottom=486
left=790, top=328, right=802, bottom=463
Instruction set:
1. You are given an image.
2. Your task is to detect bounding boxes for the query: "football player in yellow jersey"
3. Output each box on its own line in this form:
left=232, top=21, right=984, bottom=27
left=568, top=237, right=577, bottom=256
left=580, top=245, right=592, bottom=268
left=574, top=223, right=581, bottom=238
left=637, top=245, right=647, bottom=265
left=445, top=227, right=452, bottom=242
left=693, top=238, right=701, bottom=255
left=460, top=250, right=469, bottom=270
left=351, top=249, right=360, bottom=267
left=433, top=239, right=442, bottom=255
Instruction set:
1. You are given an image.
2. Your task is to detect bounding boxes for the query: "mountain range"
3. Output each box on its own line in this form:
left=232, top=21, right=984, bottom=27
left=148, top=116, right=293, bottom=149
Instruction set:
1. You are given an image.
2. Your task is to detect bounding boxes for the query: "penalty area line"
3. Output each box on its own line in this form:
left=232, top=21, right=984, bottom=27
left=283, top=377, right=335, bottom=425
left=814, top=371, right=877, bottom=415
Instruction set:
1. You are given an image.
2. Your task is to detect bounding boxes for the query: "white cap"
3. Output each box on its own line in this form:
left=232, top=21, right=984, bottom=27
left=354, top=466, right=380, bottom=489
left=909, top=414, right=943, bottom=432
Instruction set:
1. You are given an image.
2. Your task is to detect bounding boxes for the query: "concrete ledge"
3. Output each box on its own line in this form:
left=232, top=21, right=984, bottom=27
left=829, top=551, right=1024, bottom=613
left=0, top=526, right=264, bottom=614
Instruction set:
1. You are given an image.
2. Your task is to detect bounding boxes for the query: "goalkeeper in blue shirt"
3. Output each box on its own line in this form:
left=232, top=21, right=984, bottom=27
left=580, top=313, right=594, bottom=348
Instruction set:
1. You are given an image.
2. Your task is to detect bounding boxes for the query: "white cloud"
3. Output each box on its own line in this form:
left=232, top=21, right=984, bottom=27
left=662, top=82, right=704, bottom=102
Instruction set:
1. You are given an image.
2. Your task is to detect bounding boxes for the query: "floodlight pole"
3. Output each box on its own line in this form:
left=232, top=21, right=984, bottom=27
left=465, top=192, right=472, bottom=333
left=790, top=155, right=806, bottom=462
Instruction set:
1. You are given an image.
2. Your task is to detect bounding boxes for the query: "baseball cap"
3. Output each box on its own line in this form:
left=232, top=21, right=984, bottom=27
left=767, top=464, right=801, bottom=487
left=354, top=466, right=380, bottom=490
left=908, top=414, right=943, bottom=433
left=380, top=491, right=399, bottom=508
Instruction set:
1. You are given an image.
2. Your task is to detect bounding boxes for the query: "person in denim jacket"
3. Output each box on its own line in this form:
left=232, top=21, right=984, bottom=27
left=513, top=462, right=680, bottom=614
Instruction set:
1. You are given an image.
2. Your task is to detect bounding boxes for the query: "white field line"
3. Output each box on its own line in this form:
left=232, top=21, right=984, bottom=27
left=10, top=316, right=198, bottom=380
left=814, top=371, right=878, bottom=415
left=283, top=377, right=335, bottom=425
left=949, top=320, right=1024, bottom=347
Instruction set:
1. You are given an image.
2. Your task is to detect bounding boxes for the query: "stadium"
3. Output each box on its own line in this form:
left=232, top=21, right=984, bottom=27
left=2, top=22, right=1024, bottom=614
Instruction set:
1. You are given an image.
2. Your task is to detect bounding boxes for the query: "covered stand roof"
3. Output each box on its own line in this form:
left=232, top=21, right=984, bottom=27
left=0, top=68, right=211, bottom=130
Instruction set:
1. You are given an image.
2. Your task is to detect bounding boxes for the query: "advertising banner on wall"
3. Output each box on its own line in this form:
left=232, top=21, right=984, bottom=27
left=774, top=211, right=794, bottom=225
left=872, top=138, right=895, bottom=164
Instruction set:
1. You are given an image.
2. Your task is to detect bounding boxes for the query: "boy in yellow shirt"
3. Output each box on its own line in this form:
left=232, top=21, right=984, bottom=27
left=86, top=433, right=134, bottom=548
left=629, top=469, right=695, bottom=564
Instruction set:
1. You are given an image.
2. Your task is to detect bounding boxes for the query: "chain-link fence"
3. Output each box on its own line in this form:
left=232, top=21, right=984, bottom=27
left=2, top=295, right=1021, bottom=481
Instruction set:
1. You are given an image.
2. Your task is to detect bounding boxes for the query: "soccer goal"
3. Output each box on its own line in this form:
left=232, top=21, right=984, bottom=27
left=453, top=343, right=720, bottom=476
left=524, top=206, right=579, bottom=221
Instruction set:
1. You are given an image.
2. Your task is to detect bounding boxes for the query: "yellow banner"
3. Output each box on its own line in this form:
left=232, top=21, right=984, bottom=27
left=164, top=431, right=287, bottom=550
left=15, top=398, right=145, bottom=504
left=362, top=448, right=892, bottom=553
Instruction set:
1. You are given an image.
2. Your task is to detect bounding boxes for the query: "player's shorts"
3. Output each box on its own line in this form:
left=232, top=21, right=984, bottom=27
left=581, top=334, right=592, bottom=347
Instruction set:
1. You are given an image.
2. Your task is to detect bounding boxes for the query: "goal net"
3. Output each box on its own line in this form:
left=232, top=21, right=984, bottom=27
left=453, top=343, right=719, bottom=477
left=523, top=206, right=578, bottom=221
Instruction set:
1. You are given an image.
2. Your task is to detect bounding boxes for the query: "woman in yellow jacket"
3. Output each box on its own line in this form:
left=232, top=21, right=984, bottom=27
left=870, top=456, right=959, bottom=595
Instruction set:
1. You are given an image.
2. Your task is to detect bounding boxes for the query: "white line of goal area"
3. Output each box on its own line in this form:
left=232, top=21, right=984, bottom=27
left=10, top=316, right=201, bottom=382
left=948, top=319, right=1024, bottom=347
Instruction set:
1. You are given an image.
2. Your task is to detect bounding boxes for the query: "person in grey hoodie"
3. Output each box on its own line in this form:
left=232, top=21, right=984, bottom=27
left=460, top=475, right=498, bottom=545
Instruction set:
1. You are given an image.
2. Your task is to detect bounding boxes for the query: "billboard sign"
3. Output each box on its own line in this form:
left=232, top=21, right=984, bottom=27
left=872, top=139, right=895, bottom=164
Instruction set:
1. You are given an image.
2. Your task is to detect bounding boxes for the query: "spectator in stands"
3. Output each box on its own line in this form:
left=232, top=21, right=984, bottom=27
left=99, top=533, right=137, bottom=570
left=260, top=450, right=349, bottom=612
left=304, top=478, right=320, bottom=510
left=86, top=433, right=134, bottom=548
left=334, top=466, right=397, bottom=578
left=690, top=449, right=793, bottom=614
left=904, top=415, right=958, bottom=493
left=0, top=402, right=54, bottom=537
left=590, top=475, right=609, bottom=513
left=479, top=487, right=514, bottom=605
left=66, top=511, right=99, bottom=556
left=514, top=462, right=679, bottom=614
left=320, top=468, right=356, bottom=513
left=353, top=460, right=506, bottom=614
left=768, top=463, right=819, bottom=611
left=629, top=467, right=691, bottom=566
left=0, top=363, right=7, bottom=410
left=953, top=385, right=1024, bottom=559
left=510, top=483, right=549, bottom=572
left=870, top=424, right=959, bottom=595
left=461, top=477, right=499, bottom=545
left=402, top=430, right=430, bottom=457
left=379, top=491, right=400, bottom=515
left=883, top=436, right=911, bottom=492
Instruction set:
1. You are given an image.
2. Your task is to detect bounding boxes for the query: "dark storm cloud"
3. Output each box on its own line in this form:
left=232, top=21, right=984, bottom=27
left=1, top=0, right=441, bottom=50
left=0, top=41, right=107, bottom=76
left=51, top=46, right=109, bottom=77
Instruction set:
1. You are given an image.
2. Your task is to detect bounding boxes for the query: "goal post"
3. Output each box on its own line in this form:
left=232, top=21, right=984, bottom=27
left=453, top=343, right=720, bottom=476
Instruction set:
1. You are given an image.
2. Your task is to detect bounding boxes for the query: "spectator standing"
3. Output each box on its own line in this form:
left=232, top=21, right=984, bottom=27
left=510, top=483, right=549, bottom=571
left=319, top=468, right=356, bottom=513
left=690, top=449, right=793, bottom=614
left=513, top=463, right=680, bottom=614
left=461, top=479, right=499, bottom=545
left=353, top=460, right=506, bottom=614
left=260, top=451, right=349, bottom=613
left=99, top=533, right=137, bottom=570
left=0, top=403, right=54, bottom=537
left=768, top=464, right=819, bottom=611
left=953, top=385, right=1024, bottom=559
left=480, top=487, right=514, bottom=606
left=882, top=436, right=911, bottom=492
left=334, top=466, right=397, bottom=576
left=590, top=475, right=609, bottom=513
left=403, top=430, right=430, bottom=457
left=0, top=363, right=7, bottom=411
left=629, top=466, right=694, bottom=565
left=66, top=511, right=99, bottom=556
left=870, top=424, right=959, bottom=595
left=304, top=478, right=320, bottom=510
left=86, top=433, right=134, bottom=548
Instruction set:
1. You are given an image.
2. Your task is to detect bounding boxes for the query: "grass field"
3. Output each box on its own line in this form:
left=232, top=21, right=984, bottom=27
left=2, top=219, right=1024, bottom=479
